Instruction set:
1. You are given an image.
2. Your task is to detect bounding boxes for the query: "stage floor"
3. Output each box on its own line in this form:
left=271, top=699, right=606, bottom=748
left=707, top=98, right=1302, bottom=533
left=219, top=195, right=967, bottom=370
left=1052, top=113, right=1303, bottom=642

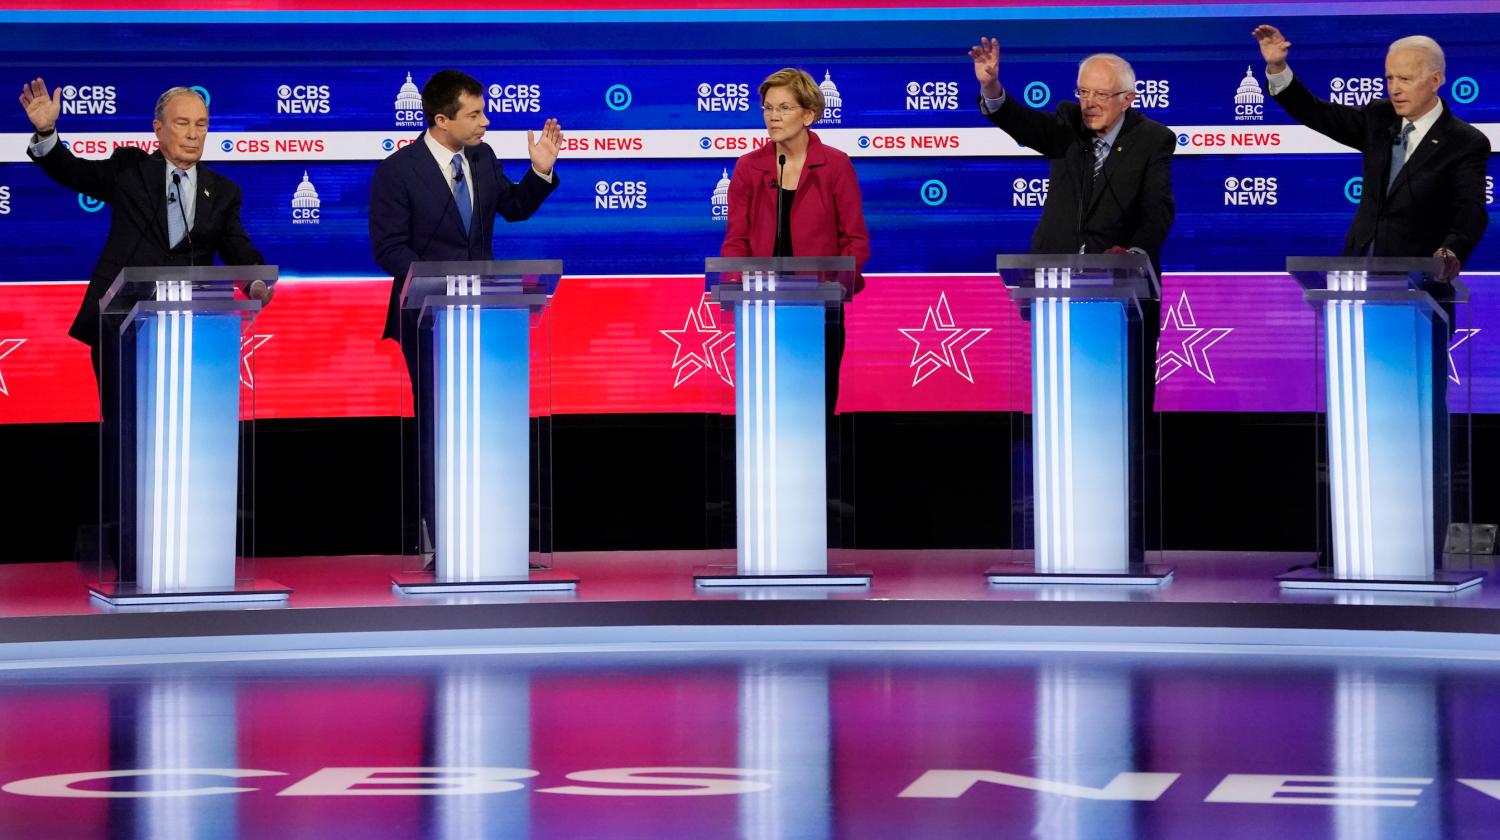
left=3, top=550, right=1500, bottom=663
left=2, top=646, right=1500, bottom=838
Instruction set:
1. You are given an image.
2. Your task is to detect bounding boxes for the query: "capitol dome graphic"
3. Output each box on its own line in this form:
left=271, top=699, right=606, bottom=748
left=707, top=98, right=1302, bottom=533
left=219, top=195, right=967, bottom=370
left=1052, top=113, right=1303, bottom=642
left=1235, top=67, right=1264, bottom=105
left=819, top=71, right=842, bottom=109
left=711, top=168, right=730, bottom=210
left=291, top=171, right=320, bottom=210
left=394, top=72, right=423, bottom=111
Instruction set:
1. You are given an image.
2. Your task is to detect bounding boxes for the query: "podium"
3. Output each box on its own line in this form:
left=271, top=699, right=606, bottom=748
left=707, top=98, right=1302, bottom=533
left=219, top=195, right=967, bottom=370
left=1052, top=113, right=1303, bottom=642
left=987, top=253, right=1172, bottom=586
left=392, top=260, right=576, bottom=594
left=89, top=265, right=289, bottom=606
left=695, top=257, right=870, bottom=588
left=1279, top=256, right=1480, bottom=592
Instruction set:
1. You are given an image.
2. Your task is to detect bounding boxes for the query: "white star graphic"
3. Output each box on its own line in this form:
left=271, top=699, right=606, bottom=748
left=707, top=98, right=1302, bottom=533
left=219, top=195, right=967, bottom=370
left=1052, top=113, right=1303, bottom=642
left=1155, top=290, right=1233, bottom=385
left=240, top=334, right=272, bottom=388
left=897, top=292, right=990, bottom=386
left=660, top=298, right=734, bottom=387
left=0, top=338, right=24, bottom=396
left=1448, top=328, right=1481, bottom=385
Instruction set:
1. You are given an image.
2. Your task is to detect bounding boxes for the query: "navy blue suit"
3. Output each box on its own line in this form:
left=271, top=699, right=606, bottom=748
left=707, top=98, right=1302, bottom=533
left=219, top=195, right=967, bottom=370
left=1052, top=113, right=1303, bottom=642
left=368, top=132, right=558, bottom=341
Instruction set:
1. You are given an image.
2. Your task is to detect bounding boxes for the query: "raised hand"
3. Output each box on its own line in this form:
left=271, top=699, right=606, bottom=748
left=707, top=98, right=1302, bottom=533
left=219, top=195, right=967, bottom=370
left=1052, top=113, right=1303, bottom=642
left=1252, top=25, right=1291, bottom=74
left=18, top=77, right=60, bottom=135
left=969, top=37, right=1003, bottom=99
left=528, top=118, right=562, bottom=176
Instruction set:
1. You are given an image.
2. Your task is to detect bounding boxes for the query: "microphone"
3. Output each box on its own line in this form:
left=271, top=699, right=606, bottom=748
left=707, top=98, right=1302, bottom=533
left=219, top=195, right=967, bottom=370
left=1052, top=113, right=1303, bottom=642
left=773, top=153, right=787, bottom=256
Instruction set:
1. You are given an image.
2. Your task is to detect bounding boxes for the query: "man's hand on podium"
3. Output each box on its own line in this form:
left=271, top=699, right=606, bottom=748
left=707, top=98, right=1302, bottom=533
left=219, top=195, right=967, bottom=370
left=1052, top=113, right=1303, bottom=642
left=1435, top=247, right=1461, bottom=283
left=248, top=279, right=274, bottom=305
left=1105, top=246, right=1131, bottom=255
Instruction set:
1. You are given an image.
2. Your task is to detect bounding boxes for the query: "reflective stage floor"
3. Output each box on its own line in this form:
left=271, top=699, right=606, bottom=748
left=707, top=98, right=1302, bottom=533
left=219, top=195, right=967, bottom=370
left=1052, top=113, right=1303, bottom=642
left=3, top=550, right=1500, bottom=838
left=3, top=648, right=1500, bottom=839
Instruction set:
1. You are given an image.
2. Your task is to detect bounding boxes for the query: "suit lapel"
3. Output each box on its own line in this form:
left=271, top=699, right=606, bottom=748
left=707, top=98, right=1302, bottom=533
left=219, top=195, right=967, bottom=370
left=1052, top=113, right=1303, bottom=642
left=415, top=137, right=466, bottom=240
left=135, top=154, right=171, bottom=250
left=191, top=167, right=218, bottom=239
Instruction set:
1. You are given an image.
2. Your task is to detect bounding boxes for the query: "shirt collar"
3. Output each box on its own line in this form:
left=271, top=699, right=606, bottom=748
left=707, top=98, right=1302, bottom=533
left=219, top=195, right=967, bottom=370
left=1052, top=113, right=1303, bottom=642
left=1097, top=115, right=1126, bottom=149
left=1403, top=98, right=1444, bottom=136
left=424, top=130, right=465, bottom=172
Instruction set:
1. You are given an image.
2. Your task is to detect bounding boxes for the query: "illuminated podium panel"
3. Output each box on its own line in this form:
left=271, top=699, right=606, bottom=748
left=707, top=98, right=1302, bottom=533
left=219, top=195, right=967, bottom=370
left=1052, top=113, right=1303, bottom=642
left=393, top=260, right=575, bottom=595
left=696, top=257, right=869, bottom=588
left=90, top=265, right=288, bottom=606
left=988, top=253, right=1171, bottom=586
left=1279, top=256, right=1480, bottom=593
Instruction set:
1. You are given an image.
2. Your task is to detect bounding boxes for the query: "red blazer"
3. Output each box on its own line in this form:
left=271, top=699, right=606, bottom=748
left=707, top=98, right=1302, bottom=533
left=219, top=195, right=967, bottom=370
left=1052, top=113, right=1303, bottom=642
left=721, top=130, right=870, bottom=294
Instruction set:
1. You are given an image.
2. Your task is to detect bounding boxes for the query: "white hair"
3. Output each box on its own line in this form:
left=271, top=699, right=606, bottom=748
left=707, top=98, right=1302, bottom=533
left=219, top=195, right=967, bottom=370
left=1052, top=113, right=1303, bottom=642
left=1388, top=35, right=1445, bottom=78
left=153, top=87, right=206, bottom=122
left=1077, top=53, right=1136, bottom=92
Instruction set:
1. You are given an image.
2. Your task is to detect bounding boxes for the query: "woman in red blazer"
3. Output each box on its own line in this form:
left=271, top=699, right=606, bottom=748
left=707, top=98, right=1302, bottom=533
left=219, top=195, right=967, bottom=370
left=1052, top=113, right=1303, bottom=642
left=721, top=68, right=869, bottom=546
left=721, top=68, right=870, bottom=296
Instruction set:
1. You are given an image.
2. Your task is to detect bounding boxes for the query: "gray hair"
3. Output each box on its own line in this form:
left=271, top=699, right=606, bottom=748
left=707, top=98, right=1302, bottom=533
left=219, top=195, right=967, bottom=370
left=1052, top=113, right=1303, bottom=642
left=153, top=86, right=207, bottom=122
left=1388, top=35, right=1445, bottom=78
left=1078, top=53, right=1136, bottom=92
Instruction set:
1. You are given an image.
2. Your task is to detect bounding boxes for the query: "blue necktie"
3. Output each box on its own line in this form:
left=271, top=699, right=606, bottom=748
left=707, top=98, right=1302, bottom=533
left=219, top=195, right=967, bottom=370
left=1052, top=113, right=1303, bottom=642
left=451, top=153, right=472, bottom=237
left=167, top=169, right=190, bottom=248
left=1092, top=137, right=1108, bottom=180
left=1387, top=122, right=1415, bottom=194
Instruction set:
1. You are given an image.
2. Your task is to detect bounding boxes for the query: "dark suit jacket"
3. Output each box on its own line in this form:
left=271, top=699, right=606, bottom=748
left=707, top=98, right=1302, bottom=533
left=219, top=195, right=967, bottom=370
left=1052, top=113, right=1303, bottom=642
left=369, top=133, right=559, bottom=340
left=982, top=96, right=1176, bottom=277
left=28, top=142, right=263, bottom=347
left=1273, top=77, right=1490, bottom=262
left=720, top=130, right=871, bottom=295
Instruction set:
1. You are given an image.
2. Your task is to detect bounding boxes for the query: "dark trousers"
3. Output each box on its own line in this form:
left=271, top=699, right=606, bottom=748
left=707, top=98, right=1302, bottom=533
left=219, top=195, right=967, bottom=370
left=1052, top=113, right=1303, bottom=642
left=90, top=328, right=136, bottom=582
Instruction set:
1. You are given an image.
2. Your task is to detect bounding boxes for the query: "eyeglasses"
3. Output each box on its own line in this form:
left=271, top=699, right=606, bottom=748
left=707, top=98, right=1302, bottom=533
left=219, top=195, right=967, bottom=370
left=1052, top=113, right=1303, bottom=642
left=761, top=104, right=803, bottom=116
left=1074, top=88, right=1128, bottom=103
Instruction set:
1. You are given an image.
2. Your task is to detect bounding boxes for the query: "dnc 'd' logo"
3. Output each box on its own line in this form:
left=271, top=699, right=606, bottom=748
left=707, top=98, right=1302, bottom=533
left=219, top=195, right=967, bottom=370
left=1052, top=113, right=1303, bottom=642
left=1233, top=68, right=1264, bottom=121
left=393, top=73, right=424, bottom=128
left=60, top=84, right=116, bottom=116
left=290, top=172, right=321, bottom=225
left=816, top=71, right=844, bottom=125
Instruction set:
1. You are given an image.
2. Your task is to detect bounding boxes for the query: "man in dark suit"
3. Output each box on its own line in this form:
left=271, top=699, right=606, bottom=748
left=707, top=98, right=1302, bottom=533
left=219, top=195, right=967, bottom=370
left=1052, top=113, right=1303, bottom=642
left=369, top=68, right=560, bottom=376
left=1254, top=27, right=1490, bottom=565
left=969, top=39, right=1176, bottom=277
left=20, top=78, right=269, bottom=579
left=970, top=40, right=1176, bottom=557
left=1253, top=26, right=1489, bottom=274
left=20, top=78, right=269, bottom=371
left=368, top=69, right=560, bottom=556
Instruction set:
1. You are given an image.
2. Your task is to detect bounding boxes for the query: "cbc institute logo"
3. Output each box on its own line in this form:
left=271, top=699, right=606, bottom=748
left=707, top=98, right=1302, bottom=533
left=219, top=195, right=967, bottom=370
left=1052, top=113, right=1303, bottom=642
left=1233, top=67, right=1265, bottom=122
left=394, top=72, right=424, bottom=128
left=290, top=172, right=321, bottom=224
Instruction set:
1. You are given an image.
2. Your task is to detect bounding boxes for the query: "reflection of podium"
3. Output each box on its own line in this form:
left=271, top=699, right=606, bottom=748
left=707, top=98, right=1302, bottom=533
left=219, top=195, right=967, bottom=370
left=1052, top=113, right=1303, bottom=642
left=695, top=257, right=870, bottom=588
left=987, top=254, right=1172, bottom=586
left=392, top=260, right=577, bottom=594
left=1279, top=256, right=1481, bottom=592
left=90, top=266, right=289, bottom=606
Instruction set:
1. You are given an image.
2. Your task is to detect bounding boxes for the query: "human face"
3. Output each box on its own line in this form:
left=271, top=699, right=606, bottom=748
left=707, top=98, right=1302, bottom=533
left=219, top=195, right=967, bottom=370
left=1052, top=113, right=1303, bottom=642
left=152, top=93, right=208, bottom=168
left=1385, top=48, right=1441, bottom=120
left=1075, top=60, right=1134, bottom=136
left=434, top=90, right=489, bottom=149
left=761, top=85, right=814, bottom=145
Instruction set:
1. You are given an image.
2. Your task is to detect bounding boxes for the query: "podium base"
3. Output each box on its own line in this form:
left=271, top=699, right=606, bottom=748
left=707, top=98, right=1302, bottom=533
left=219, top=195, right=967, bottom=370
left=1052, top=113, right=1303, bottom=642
left=1277, top=568, right=1485, bottom=593
left=693, top=567, right=872, bottom=588
left=391, top=569, right=578, bottom=595
left=986, top=563, right=1174, bottom=586
left=88, top=579, right=291, bottom=607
